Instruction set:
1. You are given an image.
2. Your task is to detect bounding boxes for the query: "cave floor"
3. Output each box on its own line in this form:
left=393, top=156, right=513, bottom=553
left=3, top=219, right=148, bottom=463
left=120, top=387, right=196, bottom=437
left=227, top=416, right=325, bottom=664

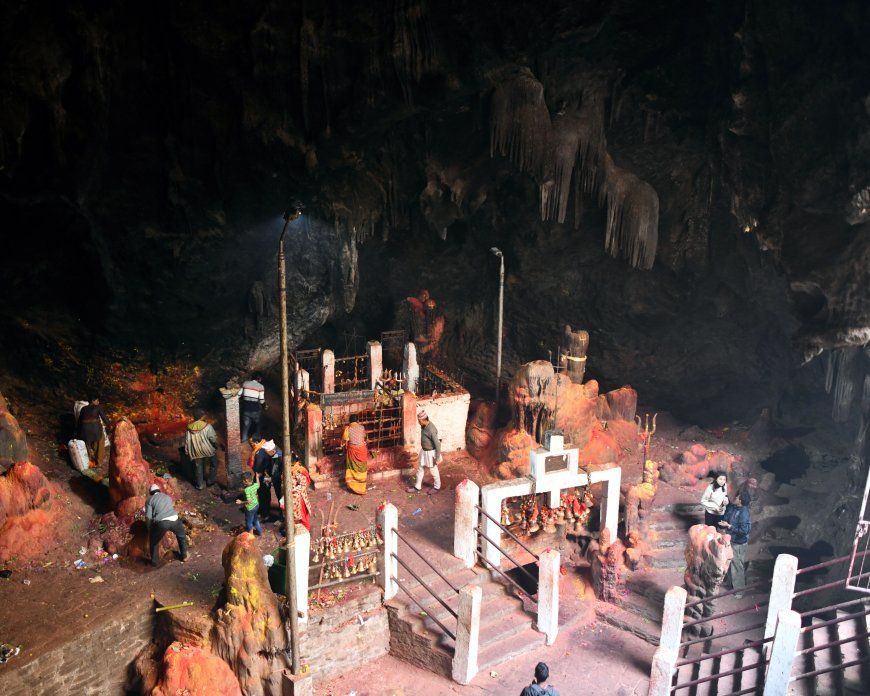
left=0, top=403, right=811, bottom=694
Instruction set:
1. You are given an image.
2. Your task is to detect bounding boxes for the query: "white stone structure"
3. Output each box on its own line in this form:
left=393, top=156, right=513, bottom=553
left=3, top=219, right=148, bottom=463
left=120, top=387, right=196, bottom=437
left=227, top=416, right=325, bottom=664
left=451, top=584, right=482, bottom=685
left=477, top=465, right=621, bottom=569
left=414, top=391, right=471, bottom=453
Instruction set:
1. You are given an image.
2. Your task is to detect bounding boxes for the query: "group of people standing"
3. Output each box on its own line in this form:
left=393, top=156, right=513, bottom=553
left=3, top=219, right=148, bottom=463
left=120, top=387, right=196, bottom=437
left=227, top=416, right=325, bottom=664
left=700, top=470, right=753, bottom=597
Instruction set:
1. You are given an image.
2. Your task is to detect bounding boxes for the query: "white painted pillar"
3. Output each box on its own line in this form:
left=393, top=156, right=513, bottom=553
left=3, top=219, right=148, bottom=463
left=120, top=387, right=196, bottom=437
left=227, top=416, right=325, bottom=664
left=537, top=549, right=560, bottom=645
left=599, top=468, right=621, bottom=543
left=403, top=342, right=419, bottom=394
left=322, top=350, right=335, bottom=394
left=454, top=479, right=479, bottom=568
left=452, top=584, right=482, bottom=685
left=378, top=502, right=399, bottom=601
left=648, top=586, right=687, bottom=696
left=295, top=368, right=309, bottom=396
left=293, top=525, right=310, bottom=623
left=367, top=341, right=383, bottom=390
left=764, top=554, right=798, bottom=655
left=763, top=609, right=801, bottom=696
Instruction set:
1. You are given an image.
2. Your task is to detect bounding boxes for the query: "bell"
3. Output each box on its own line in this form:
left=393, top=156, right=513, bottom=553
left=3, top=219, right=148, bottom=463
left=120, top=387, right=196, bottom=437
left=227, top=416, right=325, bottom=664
left=344, top=563, right=351, bottom=578
left=312, top=548, right=320, bottom=563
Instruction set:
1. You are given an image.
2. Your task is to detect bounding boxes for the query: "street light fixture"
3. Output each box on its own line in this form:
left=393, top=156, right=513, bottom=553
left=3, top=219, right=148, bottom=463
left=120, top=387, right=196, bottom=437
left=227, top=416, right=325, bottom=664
left=490, top=247, right=504, bottom=406
left=278, top=203, right=303, bottom=674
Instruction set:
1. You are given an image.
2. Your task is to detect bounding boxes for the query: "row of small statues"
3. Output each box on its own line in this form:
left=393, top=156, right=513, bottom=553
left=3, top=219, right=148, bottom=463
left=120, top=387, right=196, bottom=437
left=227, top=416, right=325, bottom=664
left=501, top=489, right=595, bottom=536
left=319, top=552, right=380, bottom=580
left=312, top=526, right=383, bottom=563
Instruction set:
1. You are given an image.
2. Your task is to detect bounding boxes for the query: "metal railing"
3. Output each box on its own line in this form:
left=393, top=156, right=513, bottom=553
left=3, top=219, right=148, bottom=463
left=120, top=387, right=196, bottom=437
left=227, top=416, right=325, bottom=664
left=668, top=549, right=870, bottom=694
left=390, top=527, right=459, bottom=642
left=334, top=354, right=370, bottom=392
left=474, top=504, right=539, bottom=603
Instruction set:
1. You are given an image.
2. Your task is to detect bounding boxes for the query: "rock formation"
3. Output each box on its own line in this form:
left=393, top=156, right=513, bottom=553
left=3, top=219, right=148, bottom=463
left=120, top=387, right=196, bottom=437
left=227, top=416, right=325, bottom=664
left=682, top=524, right=734, bottom=638
left=0, top=461, right=61, bottom=562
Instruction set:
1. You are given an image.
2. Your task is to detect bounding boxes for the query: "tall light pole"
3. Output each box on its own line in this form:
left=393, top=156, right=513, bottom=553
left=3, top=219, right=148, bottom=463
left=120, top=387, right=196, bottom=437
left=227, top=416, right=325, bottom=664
left=490, top=247, right=504, bottom=406
left=279, top=205, right=303, bottom=674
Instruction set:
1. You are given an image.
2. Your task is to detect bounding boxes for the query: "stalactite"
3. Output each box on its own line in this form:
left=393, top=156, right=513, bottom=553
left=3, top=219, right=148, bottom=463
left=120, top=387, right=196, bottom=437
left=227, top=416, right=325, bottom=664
left=393, top=0, right=438, bottom=104
left=599, top=153, right=659, bottom=270
left=299, top=18, right=318, bottom=133
left=542, top=109, right=582, bottom=223
left=830, top=347, right=860, bottom=422
left=489, top=67, right=551, bottom=178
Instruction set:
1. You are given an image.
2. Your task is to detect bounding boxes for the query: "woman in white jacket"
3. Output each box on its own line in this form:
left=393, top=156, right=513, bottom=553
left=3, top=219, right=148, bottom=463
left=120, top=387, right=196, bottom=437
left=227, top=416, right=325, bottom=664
left=700, top=471, right=729, bottom=527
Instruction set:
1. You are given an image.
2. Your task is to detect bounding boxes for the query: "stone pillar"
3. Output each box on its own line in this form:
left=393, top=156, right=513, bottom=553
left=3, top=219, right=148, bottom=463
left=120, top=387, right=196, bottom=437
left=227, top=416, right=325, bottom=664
left=403, top=342, right=419, bottom=394
left=764, top=554, right=798, bottom=656
left=452, top=584, right=482, bottom=685
left=763, top=609, right=801, bottom=696
left=563, top=325, right=589, bottom=383
left=367, top=341, right=383, bottom=390
left=537, top=549, right=560, bottom=645
left=454, top=479, right=480, bottom=568
left=282, top=672, right=313, bottom=696
left=295, top=368, right=310, bottom=396
left=294, top=524, right=310, bottom=624
left=219, top=383, right=242, bottom=487
left=599, top=467, right=621, bottom=544
left=648, top=586, right=687, bottom=696
left=378, top=502, right=399, bottom=601
left=304, top=405, right=323, bottom=473
left=401, top=391, right=418, bottom=448
left=322, top=350, right=335, bottom=394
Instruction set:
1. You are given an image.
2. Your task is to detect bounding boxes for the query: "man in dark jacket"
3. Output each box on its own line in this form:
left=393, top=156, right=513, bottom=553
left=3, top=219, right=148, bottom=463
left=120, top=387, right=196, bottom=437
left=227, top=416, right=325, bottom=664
left=252, top=439, right=282, bottom=519
left=144, top=484, right=188, bottom=566
left=240, top=374, right=265, bottom=442
left=721, top=491, right=752, bottom=597
left=77, top=397, right=108, bottom=465
left=520, top=662, right=559, bottom=696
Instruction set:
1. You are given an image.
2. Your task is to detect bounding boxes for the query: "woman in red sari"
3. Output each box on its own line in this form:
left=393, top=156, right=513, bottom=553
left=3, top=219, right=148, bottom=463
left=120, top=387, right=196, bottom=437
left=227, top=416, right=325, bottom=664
left=342, top=414, right=369, bottom=495
left=279, top=460, right=312, bottom=531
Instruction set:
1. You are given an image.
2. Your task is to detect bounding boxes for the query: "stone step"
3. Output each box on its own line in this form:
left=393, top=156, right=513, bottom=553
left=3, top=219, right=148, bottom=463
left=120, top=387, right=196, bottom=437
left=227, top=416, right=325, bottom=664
left=415, top=585, right=526, bottom=634
left=652, top=502, right=704, bottom=515
left=810, top=616, right=840, bottom=695
left=595, top=601, right=660, bottom=646
left=717, top=649, right=740, bottom=695
left=737, top=646, right=765, bottom=693
left=649, top=550, right=687, bottom=570
left=477, top=625, right=547, bottom=674
left=613, top=589, right=663, bottom=626
left=671, top=660, right=696, bottom=693
left=693, top=652, right=717, bottom=696
left=647, top=527, right=691, bottom=548
left=835, top=607, right=870, bottom=693
left=624, top=569, right=672, bottom=604
left=790, top=630, right=816, bottom=696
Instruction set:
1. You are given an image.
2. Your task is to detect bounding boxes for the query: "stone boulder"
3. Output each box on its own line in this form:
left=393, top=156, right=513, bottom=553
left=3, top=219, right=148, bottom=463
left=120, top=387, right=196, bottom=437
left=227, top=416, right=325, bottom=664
left=0, top=393, right=27, bottom=472
left=151, top=642, right=242, bottom=696
left=210, top=533, right=290, bottom=696
left=0, top=461, right=62, bottom=562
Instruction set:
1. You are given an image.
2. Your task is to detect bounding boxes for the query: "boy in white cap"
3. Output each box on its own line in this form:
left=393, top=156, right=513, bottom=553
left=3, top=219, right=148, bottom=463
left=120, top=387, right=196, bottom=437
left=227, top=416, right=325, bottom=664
left=144, top=484, right=188, bottom=566
left=407, top=410, right=442, bottom=494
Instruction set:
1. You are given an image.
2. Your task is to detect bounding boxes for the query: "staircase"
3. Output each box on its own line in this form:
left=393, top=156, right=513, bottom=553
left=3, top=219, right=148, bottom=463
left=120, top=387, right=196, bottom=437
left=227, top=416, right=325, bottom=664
left=668, top=602, right=870, bottom=695
left=385, top=550, right=544, bottom=678
left=788, top=606, right=870, bottom=695
left=598, top=484, right=703, bottom=645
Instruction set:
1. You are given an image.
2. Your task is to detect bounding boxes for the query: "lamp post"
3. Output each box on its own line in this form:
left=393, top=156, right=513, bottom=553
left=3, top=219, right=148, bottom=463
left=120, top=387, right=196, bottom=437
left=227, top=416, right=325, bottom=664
left=279, top=205, right=303, bottom=674
left=490, top=247, right=504, bottom=406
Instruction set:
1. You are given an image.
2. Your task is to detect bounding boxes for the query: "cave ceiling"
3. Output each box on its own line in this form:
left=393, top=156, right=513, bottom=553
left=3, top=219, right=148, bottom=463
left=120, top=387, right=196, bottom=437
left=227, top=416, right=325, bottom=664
left=1, top=0, right=869, bottom=425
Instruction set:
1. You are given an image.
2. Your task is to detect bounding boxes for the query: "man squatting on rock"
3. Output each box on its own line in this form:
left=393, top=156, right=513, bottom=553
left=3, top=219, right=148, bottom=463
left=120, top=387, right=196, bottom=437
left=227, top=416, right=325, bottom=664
left=145, top=484, right=188, bottom=566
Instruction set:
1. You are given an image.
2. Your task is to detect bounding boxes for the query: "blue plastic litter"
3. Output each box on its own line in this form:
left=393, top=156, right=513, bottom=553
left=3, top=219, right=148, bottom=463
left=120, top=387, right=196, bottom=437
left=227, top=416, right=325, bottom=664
left=412, top=507, right=423, bottom=516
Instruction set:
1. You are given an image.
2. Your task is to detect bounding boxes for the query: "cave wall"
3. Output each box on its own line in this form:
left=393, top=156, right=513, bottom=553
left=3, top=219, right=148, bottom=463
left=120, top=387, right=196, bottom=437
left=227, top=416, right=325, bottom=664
left=0, top=0, right=868, bottom=428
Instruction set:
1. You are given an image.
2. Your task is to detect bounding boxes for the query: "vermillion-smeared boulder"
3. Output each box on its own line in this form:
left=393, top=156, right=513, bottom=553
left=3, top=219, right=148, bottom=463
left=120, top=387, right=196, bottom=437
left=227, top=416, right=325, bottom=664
left=0, top=461, right=61, bottom=562
left=109, top=417, right=178, bottom=516
left=210, top=533, right=290, bottom=696
left=151, top=642, right=242, bottom=696
left=0, top=393, right=27, bottom=472
left=682, top=524, right=734, bottom=638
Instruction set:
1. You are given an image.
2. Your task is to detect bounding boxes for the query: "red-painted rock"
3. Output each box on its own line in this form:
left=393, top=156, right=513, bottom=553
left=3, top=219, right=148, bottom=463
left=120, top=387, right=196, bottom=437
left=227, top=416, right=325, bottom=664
left=0, top=393, right=27, bottom=471
left=0, top=461, right=62, bottom=562
left=211, top=533, right=290, bottom=695
left=151, top=642, right=242, bottom=696
left=109, top=417, right=154, bottom=508
left=577, top=428, right=620, bottom=469
left=465, top=400, right=497, bottom=459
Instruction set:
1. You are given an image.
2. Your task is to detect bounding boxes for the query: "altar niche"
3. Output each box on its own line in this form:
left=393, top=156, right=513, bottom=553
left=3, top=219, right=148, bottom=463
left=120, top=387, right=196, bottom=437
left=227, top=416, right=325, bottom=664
left=476, top=438, right=621, bottom=570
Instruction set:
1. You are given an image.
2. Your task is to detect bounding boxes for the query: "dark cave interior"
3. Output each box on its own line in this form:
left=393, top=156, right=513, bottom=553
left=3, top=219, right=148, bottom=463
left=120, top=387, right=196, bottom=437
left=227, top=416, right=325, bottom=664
left=0, top=0, right=869, bottom=690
